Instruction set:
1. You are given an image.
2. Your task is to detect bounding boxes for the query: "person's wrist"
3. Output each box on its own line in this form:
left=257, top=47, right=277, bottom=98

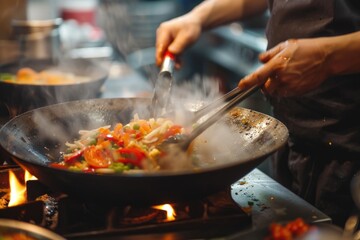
left=319, top=37, right=341, bottom=77
left=184, top=10, right=204, bottom=32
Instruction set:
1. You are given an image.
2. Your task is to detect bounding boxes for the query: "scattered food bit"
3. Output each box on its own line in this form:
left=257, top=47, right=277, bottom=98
left=265, top=218, right=311, bottom=240
left=239, top=180, right=247, bottom=185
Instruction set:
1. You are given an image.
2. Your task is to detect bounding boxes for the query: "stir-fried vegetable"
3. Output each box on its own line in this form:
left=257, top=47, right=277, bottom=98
left=50, top=115, right=185, bottom=173
left=0, top=67, right=90, bottom=85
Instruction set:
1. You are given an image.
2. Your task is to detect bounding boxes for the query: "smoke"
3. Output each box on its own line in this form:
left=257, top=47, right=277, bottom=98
left=150, top=75, right=253, bottom=171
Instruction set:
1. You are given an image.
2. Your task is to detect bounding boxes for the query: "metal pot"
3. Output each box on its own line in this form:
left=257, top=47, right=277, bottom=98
left=12, top=18, right=63, bottom=63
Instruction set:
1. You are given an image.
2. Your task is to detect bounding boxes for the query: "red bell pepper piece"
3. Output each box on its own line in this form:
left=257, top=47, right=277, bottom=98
left=63, top=150, right=84, bottom=163
left=117, top=147, right=146, bottom=167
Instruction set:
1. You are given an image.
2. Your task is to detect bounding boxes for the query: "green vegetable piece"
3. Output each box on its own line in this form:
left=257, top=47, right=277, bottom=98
left=0, top=73, right=15, bottom=81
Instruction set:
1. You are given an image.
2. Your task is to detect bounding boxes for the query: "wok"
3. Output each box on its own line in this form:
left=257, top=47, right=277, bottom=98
left=0, top=98, right=288, bottom=205
left=0, top=58, right=108, bottom=120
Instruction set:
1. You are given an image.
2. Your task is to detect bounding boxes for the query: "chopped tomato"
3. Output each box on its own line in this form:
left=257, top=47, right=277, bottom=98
left=104, top=134, right=124, bottom=147
left=163, top=125, right=183, bottom=140
left=118, top=147, right=146, bottom=167
left=266, top=218, right=311, bottom=240
left=83, top=146, right=113, bottom=168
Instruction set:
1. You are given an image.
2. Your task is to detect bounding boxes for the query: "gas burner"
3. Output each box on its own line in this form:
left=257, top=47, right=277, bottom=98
left=0, top=166, right=252, bottom=239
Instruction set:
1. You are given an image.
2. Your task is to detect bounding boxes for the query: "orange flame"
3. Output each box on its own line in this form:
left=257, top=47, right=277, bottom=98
left=25, top=170, right=37, bottom=182
left=153, top=204, right=176, bottom=221
left=8, top=170, right=37, bottom=207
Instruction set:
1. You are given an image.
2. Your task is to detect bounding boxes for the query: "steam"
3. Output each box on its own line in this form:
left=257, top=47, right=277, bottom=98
left=145, top=75, right=247, bottom=171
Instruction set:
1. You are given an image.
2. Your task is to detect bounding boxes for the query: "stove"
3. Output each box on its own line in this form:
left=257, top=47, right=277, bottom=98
left=0, top=166, right=252, bottom=240
left=0, top=163, right=333, bottom=240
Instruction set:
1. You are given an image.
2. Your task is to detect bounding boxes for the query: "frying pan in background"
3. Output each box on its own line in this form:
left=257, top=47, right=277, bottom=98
left=0, top=219, right=65, bottom=240
left=0, top=98, right=288, bottom=205
left=0, top=58, right=108, bottom=120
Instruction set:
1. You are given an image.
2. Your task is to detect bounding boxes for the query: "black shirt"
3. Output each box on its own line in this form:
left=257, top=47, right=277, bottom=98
left=266, top=0, right=360, bottom=154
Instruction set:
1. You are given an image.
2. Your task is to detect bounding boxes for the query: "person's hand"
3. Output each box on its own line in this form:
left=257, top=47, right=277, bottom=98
left=156, top=14, right=202, bottom=67
left=238, top=38, right=331, bottom=97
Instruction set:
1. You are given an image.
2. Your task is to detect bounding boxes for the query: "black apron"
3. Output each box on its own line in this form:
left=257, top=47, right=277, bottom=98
left=266, top=0, right=360, bottom=226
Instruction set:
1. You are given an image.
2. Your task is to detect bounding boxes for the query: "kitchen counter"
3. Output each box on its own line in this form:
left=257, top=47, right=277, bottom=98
left=231, top=168, right=331, bottom=229
left=106, top=168, right=331, bottom=240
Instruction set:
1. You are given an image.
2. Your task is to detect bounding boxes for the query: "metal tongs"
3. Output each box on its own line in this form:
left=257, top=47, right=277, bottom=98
left=158, top=84, right=260, bottom=152
left=152, top=51, right=176, bottom=118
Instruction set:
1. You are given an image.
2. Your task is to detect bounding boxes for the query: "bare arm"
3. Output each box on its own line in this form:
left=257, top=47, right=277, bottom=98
left=156, top=0, right=268, bottom=66
left=190, top=0, right=268, bottom=30
left=326, top=31, right=360, bottom=76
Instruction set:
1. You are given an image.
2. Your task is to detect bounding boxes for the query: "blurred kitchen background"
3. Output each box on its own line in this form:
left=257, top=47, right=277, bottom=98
left=0, top=0, right=272, bottom=172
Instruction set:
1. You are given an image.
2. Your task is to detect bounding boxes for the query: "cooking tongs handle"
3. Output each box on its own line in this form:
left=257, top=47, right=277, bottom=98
left=192, top=85, right=259, bottom=122
left=152, top=51, right=176, bottom=118
left=185, top=85, right=260, bottom=145
left=160, top=51, right=176, bottom=74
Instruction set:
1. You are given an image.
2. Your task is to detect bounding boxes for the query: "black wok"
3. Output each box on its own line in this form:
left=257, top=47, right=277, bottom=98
left=0, top=98, right=288, bottom=205
left=0, top=58, right=108, bottom=120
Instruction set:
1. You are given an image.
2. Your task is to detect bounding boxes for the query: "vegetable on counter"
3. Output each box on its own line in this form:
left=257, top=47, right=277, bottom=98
left=265, top=218, right=311, bottom=240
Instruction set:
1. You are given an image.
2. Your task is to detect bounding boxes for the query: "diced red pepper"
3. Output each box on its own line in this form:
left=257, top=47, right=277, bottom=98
left=105, top=134, right=124, bottom=147
left=117, top=147, right=146, bottom=167
left=63, top=150, right=84, bottom=163
left=83, top=146, right=112, bottom=168
left=49, top=163, right=67, bottom=169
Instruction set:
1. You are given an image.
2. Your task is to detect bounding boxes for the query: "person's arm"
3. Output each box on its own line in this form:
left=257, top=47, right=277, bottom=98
left=238, top=31, right=360, bottom=97
left=326, top=31, right=360, bottom=76
left=156, top=0, right=268, bottom=66
left=189, top=0, right=268, bottom=30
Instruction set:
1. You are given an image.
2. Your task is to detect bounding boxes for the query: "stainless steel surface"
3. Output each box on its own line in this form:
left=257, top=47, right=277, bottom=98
left=193, top=23, right=267, bottom=77
left=12, top=18, right=62, bottom=62
left=232, top=169, right=331, bottom=229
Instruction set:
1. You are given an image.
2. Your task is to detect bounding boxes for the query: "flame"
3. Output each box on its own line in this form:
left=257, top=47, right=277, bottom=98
left=153, top=204, right=176, bottom=221
left=8, top=170, right=37, bottom=207
left=25, top=170, right=37, bottom=181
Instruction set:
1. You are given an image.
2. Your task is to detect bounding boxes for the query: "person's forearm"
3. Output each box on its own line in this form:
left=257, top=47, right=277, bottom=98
left=324, top=31, right=360, bottom=76
left=187, top=0, right=268, bottom=30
